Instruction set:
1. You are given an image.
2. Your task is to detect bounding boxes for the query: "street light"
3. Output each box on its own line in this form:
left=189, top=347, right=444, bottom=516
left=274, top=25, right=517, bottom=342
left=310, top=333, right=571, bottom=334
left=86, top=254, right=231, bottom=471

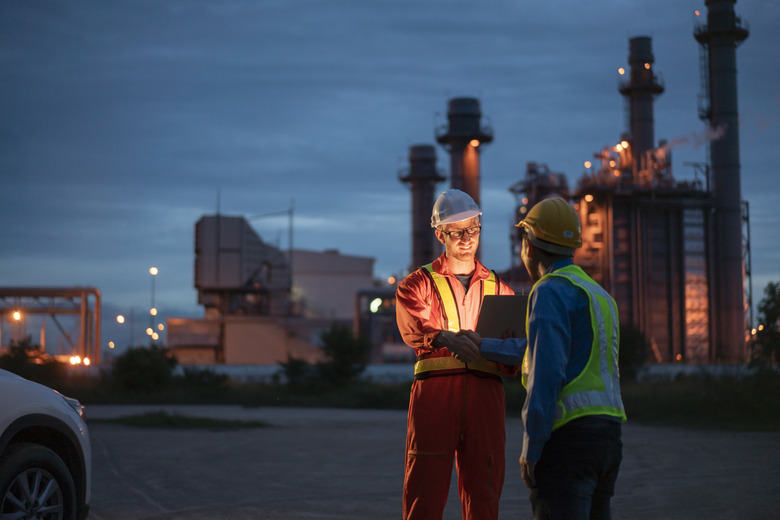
left=149, top=267, right=158, bottom=343
left=8, top=310, right=24, bottom=344
left=116, top=309, right=135, bottom=348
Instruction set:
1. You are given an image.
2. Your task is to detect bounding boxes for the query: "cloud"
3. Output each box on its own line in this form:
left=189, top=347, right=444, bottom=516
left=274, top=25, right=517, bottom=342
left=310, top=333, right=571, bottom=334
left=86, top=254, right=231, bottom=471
left=1, top=0, right=778, bottom=344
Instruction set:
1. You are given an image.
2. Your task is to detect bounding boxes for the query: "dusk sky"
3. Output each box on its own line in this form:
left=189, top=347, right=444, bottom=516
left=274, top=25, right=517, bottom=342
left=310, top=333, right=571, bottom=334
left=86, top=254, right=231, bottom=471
left=1, top=0, right=778, bottom=351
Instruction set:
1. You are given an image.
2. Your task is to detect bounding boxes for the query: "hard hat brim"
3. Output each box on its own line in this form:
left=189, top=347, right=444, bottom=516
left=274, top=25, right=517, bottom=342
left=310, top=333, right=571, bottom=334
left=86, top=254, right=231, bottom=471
left=431, top=209, right=482, bottom=228
left=523, top=227, right=576, bottom=256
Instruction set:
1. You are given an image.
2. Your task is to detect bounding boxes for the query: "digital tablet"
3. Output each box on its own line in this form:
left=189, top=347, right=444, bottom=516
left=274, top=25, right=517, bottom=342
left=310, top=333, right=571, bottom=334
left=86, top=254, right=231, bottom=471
left=475, top=294, right=528, bottom=339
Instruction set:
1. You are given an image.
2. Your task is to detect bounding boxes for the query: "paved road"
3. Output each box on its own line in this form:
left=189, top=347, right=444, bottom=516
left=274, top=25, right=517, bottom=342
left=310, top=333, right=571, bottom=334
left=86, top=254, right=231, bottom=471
left=85, top=405, right=780, bottom=519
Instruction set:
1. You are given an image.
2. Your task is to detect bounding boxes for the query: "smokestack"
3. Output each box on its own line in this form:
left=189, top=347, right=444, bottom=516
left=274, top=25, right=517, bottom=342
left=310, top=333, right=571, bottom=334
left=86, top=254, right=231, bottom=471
left=695, top=0, right=749, bottom=360
left=399, top=144, right=445, bottom=269
left=619, top=36, right=665, bottom=176
left=435, top=97, right=493, bottom=206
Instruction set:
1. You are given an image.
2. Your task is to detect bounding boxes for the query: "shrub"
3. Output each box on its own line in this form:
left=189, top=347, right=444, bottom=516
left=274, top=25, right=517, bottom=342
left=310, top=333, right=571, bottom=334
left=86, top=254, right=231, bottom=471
left=111, top=346, right=177, bottom=393
left=317, top=323, right=370, bottom=385
left=276, top=354, right=314, bottom=386
left=0, top=336, right=67, bottom=386
left=751, top=281, right=780, bottom=366
left=177, top=366, right=230, bottom=388
left=274, top=323, right=372, bottom=390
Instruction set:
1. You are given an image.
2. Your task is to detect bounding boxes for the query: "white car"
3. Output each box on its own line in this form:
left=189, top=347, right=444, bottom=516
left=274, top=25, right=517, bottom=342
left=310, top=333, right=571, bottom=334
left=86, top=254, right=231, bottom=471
left=0, top=368, right=91, bottom=519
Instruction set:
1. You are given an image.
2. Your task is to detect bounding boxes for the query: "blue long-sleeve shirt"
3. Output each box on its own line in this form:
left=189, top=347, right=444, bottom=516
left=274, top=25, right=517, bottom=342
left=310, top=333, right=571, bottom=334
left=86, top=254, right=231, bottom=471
left=480, top=258, right=594, bottom=462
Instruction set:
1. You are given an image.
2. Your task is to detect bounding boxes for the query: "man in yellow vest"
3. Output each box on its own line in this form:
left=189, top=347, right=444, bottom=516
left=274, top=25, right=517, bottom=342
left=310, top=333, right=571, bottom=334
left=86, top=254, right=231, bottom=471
left=461, top=197, right=626, bottom=520
left=396, top=189, right=516, bottom=520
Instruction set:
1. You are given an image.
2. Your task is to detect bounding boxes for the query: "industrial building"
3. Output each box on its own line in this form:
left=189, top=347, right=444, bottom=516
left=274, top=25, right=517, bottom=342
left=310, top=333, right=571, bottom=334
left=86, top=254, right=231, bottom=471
left=398, top=0, right=751, bottom=365
left=507, top=1, right=751, bottom=363
left=167, top=214, right=379, bottom=365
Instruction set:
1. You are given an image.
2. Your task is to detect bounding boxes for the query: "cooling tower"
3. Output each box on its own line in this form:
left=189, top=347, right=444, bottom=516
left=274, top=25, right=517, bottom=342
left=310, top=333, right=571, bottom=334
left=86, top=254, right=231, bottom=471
left=695, top=0, right=749, bottom=360
left=435, top=97, right=493, bottom=206
left=618, top=36, right=665, bottom=177
left=399, top=144, right=445, bottom=269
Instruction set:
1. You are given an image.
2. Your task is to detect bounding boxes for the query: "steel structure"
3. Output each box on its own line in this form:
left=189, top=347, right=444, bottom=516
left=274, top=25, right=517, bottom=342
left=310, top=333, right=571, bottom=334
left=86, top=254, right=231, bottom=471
left=0, top=287, right=101, bottom=364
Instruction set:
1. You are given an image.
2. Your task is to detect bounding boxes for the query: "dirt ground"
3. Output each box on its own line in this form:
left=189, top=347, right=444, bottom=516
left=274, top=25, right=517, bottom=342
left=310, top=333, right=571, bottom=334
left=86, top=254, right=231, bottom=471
left=85, top=405, right=780, bottom=519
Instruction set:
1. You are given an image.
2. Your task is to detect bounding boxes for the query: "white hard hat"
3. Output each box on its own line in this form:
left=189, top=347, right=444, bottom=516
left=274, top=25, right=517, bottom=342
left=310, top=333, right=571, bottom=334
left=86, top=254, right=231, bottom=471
left=431, top=189, right=482, bottom=228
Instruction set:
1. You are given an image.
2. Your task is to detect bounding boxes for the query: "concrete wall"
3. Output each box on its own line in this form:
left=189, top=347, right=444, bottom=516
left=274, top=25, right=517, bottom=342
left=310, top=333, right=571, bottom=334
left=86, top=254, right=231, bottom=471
left=167, top=316, right=326, bottom=365
left=223, top=316, right=324, bottom=364
left=288, top=249, right=375, bottom=320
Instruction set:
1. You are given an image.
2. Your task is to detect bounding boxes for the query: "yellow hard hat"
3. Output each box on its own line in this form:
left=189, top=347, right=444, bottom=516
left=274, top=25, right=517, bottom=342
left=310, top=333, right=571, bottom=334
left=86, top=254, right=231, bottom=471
left=516, top=197, right=582, bottom=255
left=431, top=189, right=482, bottom=228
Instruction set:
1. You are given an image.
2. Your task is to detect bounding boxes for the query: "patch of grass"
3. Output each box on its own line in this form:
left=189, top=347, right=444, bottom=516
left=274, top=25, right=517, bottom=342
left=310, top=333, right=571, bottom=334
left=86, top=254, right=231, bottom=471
left=12, top=360, right=779, bottom=432
left=620, top=370, right=780, bottom=431
left=90, top=410, right=271, bottom=430
left=504, top=370, right=780, bottom=432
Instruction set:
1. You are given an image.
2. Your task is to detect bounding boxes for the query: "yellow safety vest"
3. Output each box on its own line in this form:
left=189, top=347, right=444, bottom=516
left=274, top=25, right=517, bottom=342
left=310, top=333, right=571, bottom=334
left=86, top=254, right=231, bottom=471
left=522, top=264, right=626, bottom=429
left=414, top=263, right=500, bottom=379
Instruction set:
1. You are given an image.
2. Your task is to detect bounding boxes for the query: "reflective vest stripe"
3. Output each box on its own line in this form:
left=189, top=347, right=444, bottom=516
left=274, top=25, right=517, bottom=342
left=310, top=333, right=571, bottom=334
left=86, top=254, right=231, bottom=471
left=552, top=266, right=625, bottom=427
left=557, top=389, right=626, bottom=414
left=556, top=267, right=620, bottom=402
left=523, top=265, right=626, bottom=429
left=482, top=274, right=496, bottom=300
left=423, top=264, right=460, bottom=332
left=423, top=263, right=500, bottom=333
left=569, top=273, right=620, bottom=402
left=419, top=263, right=501, bottom=377
left=414, top=356, right=501, bottom=377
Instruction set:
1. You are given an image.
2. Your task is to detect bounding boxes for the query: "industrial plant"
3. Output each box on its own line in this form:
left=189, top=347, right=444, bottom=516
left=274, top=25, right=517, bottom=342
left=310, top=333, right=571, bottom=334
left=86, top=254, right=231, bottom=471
left=396, top=0, right=751, bottom=365
left=0, top=0, right=753, bottom=369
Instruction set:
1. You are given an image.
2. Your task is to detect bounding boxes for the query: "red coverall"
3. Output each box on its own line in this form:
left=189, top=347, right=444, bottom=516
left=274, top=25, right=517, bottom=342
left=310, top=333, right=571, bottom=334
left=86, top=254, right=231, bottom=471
left=396, top=254, right=516, bottom=520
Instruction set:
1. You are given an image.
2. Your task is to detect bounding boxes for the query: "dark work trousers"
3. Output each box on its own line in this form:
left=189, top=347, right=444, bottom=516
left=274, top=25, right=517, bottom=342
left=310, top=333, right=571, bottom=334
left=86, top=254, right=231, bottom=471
left=529, top=416, right=623, bottom=520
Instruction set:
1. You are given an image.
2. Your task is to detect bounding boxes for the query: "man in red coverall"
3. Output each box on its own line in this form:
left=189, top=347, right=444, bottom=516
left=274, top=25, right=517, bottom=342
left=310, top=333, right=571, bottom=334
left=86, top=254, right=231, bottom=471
left=396, top=189, right=516, bottom=520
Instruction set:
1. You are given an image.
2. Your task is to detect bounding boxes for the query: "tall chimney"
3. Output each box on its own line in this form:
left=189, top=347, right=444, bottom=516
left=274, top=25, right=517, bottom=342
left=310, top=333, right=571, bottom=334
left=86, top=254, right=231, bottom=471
left=399, top=144, right=445, bottom=269
left=619, top=36, right=665, bottom=176
left=435, top=97, right=493, bottom=206
left=695, top=0, right=749, bottom=360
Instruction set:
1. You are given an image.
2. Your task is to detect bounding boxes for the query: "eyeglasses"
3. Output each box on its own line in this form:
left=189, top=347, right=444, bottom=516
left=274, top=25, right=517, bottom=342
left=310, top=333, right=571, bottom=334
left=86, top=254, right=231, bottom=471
left=441, top=226, right=481, bottom=240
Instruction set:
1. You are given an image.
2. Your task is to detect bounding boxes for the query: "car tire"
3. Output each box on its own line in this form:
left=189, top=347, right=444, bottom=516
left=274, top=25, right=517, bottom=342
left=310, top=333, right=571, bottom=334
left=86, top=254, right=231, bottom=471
left=0, top=442, right=77, bottom=520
